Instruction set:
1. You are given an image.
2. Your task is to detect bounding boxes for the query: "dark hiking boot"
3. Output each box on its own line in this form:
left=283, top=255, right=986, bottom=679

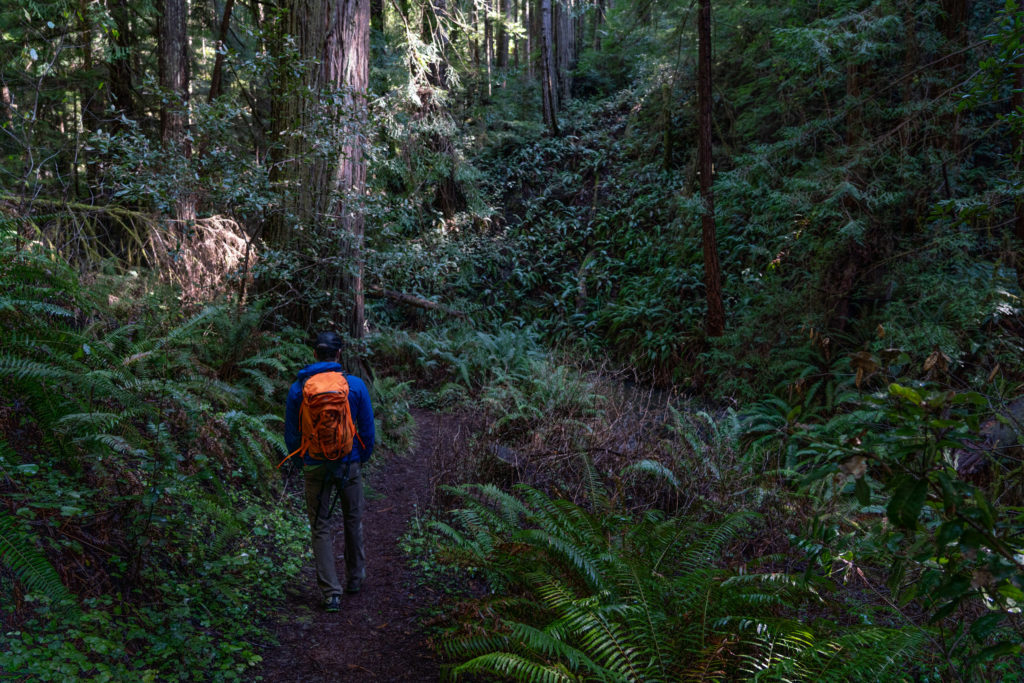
left=345, top=578, right=362, bottom=594
left=325, top=595, right=341, bottom=612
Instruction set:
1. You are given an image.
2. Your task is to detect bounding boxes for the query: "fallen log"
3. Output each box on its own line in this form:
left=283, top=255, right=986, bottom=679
left=366, top=285, right=466, bottom=318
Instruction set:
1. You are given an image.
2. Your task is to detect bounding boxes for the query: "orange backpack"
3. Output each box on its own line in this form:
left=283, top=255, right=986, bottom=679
left=279, top=372, right=361, bottom=467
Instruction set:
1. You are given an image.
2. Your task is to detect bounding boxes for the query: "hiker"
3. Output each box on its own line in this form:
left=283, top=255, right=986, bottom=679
left=283, top=331, right=375, bottom=612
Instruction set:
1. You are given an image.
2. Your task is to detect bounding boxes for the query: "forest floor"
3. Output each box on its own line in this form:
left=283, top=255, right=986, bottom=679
left=258, top=409, right=458, bottom=681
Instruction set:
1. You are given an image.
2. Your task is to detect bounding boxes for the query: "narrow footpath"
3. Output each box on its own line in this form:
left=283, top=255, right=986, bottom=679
left=258, top=409, right=449, bottom=681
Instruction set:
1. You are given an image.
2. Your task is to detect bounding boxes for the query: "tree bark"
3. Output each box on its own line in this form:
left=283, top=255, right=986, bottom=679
left=697, top=0, right=724, bottom=336
left=526, top=0, right=534, bottom=79
left=1, top=86, right=12, bottom=126
left=540, top=0, right=559, bottom=134
left=106, top=0, right=135, bottom=124
left=422, top=0, right=464, bottom=218
left=367, top=285, right=466, bottom=317
left=470, top=2, right=480, bottom=70
left=513, top=0, right=520, bottom=69
left=79, top=0, right=105, bottom=191
left=497, top=0, right=511, bottom=69
left=208, top=0, right=235, bottom=102
left=554, top=0, right=573, bottom=103
left=484, top=0, right=493, bottom=97
left=268, top=0, right=370, bottom=336
left=158, top=0, right=195, bottom=221
left=937, top=0, right=970, bottom=153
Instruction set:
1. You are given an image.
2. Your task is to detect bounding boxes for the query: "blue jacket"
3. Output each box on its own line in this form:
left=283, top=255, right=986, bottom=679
left=284, top=362, right=375, bottom=465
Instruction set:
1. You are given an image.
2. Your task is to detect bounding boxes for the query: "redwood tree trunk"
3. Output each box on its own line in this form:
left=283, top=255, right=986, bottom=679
left=208, top=0, right=235, bottom=102
left=554, top=0, right=573, bottom=103
left=526, top=0, right=534, bottom=79
left=334, top=0, right=370, bottom=342
left=106, top=0, right=135, bottom=124
left=540, top=0, right=559, bottom=135
left=158, top=0, right=195, bottom=221
left=497, top=0, right=510, bottom=69
left=484, top=0, right=493, bottom=96
left=269, top=0, right=370, bottom=336
left=79, top=0, right=105, bottom=192
left=697, top=0, right=724, bottom=336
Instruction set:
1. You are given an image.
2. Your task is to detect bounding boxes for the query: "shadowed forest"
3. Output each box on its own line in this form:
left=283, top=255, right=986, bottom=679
left=2, top=0, right=1024, bottom=679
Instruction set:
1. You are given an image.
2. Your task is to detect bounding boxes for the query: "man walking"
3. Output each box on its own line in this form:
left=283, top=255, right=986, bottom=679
left=283, top=331, right=375, bottom=612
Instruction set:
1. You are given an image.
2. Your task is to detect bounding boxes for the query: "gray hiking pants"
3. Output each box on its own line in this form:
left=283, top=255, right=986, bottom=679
left=303, top=461, right=366, bottom=599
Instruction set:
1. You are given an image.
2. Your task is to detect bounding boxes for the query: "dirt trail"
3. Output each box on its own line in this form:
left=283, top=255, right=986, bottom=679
left=258, top=409, right=451, bottom=682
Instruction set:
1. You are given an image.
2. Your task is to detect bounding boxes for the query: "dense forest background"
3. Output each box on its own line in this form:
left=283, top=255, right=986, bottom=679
left=2, top=0, right=1024, bottom=679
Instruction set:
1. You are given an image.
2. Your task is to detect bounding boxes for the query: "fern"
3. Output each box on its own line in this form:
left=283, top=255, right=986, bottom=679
left=432, top=474, right=930, bottom=681
left=0, top=508, right=78, bottom=617
left=453, top=652, right=580, bottom=683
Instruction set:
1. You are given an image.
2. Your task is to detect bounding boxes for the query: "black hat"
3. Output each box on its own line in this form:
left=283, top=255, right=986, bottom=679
left=314, top=331, right=344, bottom=353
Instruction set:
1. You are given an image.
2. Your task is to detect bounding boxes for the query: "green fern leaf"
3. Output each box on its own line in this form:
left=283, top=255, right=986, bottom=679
left=0, top=509, right=78, bottom=617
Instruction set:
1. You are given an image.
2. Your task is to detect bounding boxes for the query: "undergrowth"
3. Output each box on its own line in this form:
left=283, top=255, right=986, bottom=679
left=0, top=245, right=308, bottom=680
left=425, top=475, right=931, bottom=681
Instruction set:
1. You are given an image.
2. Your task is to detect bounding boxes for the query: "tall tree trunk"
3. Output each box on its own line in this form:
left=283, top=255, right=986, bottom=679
left=484, top=0, right=493, bottom=97
left=106, top=0, right=135, bottom=125
left=513, top=0, right=520, bottom=69
left=554, top=0, right=573, bottom=103
left=937, top=0, right=970, bottom=154
left=208, top=0, right=235, bottom=102
left=158, top=0, right=195, bottom=221
left=697, top=0, right=724, bottom=336
left=540, top=0, right=559, bottom=134
left=1013, top=65, right=1024, bottom=294
left=422, top=0, right=464, bottom=219
left=592, top=0, right=604, bottom=51
left=334, top=0, right=370, bottom=343
left=497, top=0, right=510, bottom=69
left=526, top=0, right=534, bottom=79
left=268, top=0, right=369, bottom=335
left=901, top=0, right=918, bottom=107
left=469, top=2, right=478, bottom=69
left=79, top=0, right=105, bottom=192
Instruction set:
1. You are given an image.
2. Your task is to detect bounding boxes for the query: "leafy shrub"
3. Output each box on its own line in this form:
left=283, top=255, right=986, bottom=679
left=0, top=244, right=308, bottom=679
left=372, top=375, right=416, bottom=456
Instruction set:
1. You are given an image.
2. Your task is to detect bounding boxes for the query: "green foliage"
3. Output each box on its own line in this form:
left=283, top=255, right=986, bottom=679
left=371, top=323, right=546, bottom=393
left=738, top=343, right=1024, bottom=676
left=428, top=477, right=929, bottom=681
left=372, top=375, right=416, bottom=455
left=794, top=383, right=1024, bottom=672
left=0, top=243, right=308, bottom=679
left=0, top=506, right=77, bottom=617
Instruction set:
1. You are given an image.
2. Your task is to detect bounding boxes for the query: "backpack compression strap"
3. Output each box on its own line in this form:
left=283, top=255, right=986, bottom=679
left=276, top=430, right=366, bottom=469
left=277, top=374, right=366, bottom=469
